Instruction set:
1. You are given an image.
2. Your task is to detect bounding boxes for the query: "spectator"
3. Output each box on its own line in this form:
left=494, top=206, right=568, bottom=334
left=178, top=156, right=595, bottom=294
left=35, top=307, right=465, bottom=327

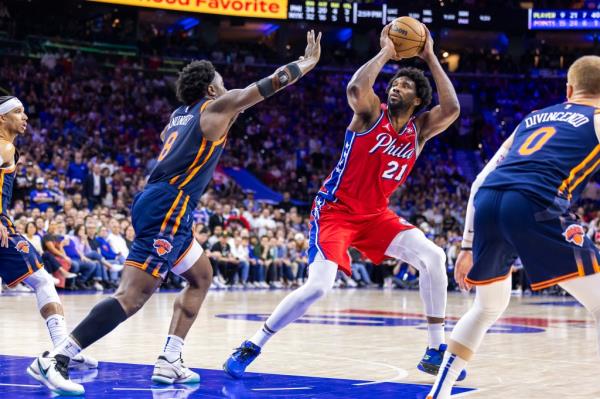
left=67, top=151, right=88, bottom=184
left=107, top=218, right=129, bottom=259
left=124, top=224, right=135, bottom=249
left=349, top=248, right=373, bottom=287
left=248, top=235, right=267, bottom=288
left=41, top=221, right=77, bottom=284
left=14, top=161, right=35, bottom=204
left=266, top=237, right=283, bottom=288
left=62, top=225, right=103, bottom=290
left=289, top=232, right=308, bottom=286
left=84, top=164, right=107, bottom=210
left=24, top=221, right=43, bottom=254
left=46, top=178, right=64, bottom=211
left=209, top=204, right=225, bottom=233
left=95, top=226, right=124, bottom=281
left=278, top=192, right=293, bottom=212
left=30, top=177, right=55, bottom=212
left=255, top=208, right=276, bottom=237
left=230, top=234, right=250, bottom=287
left=211, top=233, right=239, bottom=286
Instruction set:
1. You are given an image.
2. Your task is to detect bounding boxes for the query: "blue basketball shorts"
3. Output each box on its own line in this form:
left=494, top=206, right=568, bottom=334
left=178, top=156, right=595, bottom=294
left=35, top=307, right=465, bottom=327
left=124, top=183, right=203, bottom=279
left=466, top=188, right=600, bottom=290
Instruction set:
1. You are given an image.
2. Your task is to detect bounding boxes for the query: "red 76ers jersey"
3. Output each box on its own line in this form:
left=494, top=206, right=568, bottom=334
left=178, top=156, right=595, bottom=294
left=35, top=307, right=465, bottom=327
left=318, top=103, right=418, bottom=212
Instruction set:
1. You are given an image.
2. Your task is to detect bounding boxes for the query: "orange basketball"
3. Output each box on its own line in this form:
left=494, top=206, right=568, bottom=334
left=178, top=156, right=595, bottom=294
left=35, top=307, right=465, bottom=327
left=388, top=16, right=426, bottom=58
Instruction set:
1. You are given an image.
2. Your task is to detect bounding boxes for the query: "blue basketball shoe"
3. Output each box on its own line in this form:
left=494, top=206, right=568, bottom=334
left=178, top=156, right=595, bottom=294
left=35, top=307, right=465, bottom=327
left=418, top=344, right=467, bottom=381
left=223, top=341, right=261, bottom=379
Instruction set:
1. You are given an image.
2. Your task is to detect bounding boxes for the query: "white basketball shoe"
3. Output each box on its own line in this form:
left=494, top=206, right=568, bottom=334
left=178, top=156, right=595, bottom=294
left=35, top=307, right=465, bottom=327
left=151, top=354, right=200, bottom=385
left=27, top=352, right=85, bottom=396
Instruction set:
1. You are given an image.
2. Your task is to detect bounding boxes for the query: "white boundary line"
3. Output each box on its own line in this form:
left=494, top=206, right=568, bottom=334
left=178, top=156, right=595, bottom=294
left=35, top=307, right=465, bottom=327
left=113, top=387, right=189, bottom=391
left=252, top=387, right=313, bottom=391
left=275, top=350, right=408, bottom=386
left=0, top=383, right=41, bottom=388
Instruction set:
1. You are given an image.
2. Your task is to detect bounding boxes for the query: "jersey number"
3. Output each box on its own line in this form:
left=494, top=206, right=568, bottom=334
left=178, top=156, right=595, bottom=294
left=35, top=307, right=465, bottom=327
left=382, top=161, right=408, bottom=181
left=518, top=126, right=556, bottom=156
left=158, top=131, right=178, bottom=161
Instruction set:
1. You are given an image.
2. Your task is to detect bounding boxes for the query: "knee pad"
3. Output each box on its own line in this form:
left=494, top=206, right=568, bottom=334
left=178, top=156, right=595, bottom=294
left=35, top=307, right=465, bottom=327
left=421, top=245, right=447, bottom=272
left=417, top=245, right=448, bottom=285
left=451, top=280, right=511, bottom=350
left=24, top=269, right=60, bottom=310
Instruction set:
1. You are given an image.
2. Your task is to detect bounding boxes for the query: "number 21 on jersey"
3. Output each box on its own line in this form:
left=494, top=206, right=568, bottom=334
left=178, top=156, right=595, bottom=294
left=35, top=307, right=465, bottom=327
left=382, top=161, right=408, bottom=181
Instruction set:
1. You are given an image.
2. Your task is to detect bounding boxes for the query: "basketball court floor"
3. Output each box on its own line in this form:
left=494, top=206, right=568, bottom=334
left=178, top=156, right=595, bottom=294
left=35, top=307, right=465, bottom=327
left=0, top=287, right=597, bottom=398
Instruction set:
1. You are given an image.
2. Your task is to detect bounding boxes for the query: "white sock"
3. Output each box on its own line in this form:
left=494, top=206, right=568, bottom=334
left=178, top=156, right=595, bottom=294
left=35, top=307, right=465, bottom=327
left=162, top=335, right=184, bottom=361
left=45, top=314, right=68, bottom=348
left=249, top=323, right=276, bottom=348
left=427, top=352, right=468, bottom=399
left=50, top=336, right=82, bottom=359
left=427, top=322, right=445, bottom=349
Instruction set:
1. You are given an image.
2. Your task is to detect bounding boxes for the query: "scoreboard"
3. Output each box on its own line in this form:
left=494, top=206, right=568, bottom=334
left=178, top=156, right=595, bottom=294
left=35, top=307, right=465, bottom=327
left=287, top=1, right=495, bottom=27
left=529, top=9, right=600, bottom=30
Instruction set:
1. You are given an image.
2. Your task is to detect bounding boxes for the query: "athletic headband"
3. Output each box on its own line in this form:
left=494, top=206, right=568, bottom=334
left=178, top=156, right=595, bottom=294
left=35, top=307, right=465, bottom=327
left=0, top=97, right=23, bottom=115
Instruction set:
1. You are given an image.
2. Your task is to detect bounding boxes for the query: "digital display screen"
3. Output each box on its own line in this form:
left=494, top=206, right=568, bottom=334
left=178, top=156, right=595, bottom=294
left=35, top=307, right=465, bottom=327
left=287, top=1, right=494, bottom=27
left=529, top=9, right=600, bottom=30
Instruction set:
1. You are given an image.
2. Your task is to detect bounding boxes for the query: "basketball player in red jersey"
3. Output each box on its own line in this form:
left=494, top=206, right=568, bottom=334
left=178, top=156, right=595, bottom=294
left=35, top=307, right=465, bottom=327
left=225, top=23, right=462, bottom=380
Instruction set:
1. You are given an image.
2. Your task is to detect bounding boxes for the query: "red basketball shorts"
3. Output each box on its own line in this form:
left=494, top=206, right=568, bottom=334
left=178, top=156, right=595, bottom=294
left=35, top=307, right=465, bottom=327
left=308, top=197, right=415, bottom=275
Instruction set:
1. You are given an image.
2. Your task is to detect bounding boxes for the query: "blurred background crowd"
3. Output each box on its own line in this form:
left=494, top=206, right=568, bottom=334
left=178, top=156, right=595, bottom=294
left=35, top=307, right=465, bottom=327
left=1, top=0, right=600, bottom=296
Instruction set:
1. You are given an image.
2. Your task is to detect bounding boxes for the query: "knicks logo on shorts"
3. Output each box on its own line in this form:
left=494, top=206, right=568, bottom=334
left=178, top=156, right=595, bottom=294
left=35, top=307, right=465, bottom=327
left=15, top=241, right=30, bottom=254
left=563, top=224, right=585, bottom=247
left=153, top=239, right=173, bottom=257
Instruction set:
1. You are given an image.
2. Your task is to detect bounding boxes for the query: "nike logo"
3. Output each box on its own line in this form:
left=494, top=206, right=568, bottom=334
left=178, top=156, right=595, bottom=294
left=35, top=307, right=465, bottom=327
left=38, top=360, right=50, bottom=377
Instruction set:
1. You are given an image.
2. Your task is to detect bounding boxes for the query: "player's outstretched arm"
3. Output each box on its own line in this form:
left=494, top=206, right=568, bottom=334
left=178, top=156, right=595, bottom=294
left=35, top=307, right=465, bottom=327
left=414, top=26, right=460, bottom=145
left=201, top=30, right=321, bottom=140
left=346, top=24, right=399, bottom=131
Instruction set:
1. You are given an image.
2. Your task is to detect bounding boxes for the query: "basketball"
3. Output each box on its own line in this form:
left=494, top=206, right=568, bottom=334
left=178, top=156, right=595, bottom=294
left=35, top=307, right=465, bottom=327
left=388, top=16, right=427, bottom=58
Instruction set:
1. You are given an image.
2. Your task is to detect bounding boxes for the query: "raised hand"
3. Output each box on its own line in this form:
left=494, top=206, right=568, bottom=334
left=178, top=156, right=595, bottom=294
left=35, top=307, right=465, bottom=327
left=417, top=24, right=435, bottom=61
left=380, top=23, right=401, bottom=61
left=300, top=30, right=322, bottom=66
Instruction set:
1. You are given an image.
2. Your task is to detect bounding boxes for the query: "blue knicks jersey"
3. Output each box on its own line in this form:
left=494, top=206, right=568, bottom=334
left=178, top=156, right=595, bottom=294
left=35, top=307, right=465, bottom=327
left=482, top=102, right=599, bottom=215
left=147, top=98, right=227, bottom=205
left=0, top=149, right=18, bottom=227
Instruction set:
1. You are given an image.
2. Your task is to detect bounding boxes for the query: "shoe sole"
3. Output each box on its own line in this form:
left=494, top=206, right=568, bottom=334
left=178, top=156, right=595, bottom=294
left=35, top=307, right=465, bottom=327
left=152, top=374, right=200, bottom=385
left=27, top=363, right=85, bottom=396
left=417, top=362, right=467, bottom=382
left=151, top=375, right=175, bottom=385
left=222, top=362, right=242, bottom=379
left=417, top=361, right=439, bottom=376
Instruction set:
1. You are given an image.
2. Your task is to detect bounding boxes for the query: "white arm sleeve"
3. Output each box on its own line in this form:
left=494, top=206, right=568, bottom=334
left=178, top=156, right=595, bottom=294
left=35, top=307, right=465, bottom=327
left=462, top=134, right=515, bottom=248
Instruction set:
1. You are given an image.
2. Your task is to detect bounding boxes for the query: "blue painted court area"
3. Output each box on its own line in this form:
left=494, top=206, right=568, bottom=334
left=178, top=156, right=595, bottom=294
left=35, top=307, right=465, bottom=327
left=527, top=300, right=583, bottom=307
left=0, top=355, right=474, bottom=398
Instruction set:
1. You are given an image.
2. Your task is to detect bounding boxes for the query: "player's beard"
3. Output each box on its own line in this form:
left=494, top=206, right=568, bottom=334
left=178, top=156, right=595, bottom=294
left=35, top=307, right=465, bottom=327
left=387, top=96, right=411, bottom=115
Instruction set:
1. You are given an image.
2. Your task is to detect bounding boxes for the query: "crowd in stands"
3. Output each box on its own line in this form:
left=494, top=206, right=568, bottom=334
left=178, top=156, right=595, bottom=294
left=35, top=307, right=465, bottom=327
left=1, top=31, right=599, bottom=295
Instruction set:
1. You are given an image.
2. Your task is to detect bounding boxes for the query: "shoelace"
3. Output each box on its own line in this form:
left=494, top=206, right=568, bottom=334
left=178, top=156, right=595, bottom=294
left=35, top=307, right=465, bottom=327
left=232, top=346, right=256, bottom=362
left=179, top=356, right=187, bottom=368
left=54, top=356, right=70, bottom=380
